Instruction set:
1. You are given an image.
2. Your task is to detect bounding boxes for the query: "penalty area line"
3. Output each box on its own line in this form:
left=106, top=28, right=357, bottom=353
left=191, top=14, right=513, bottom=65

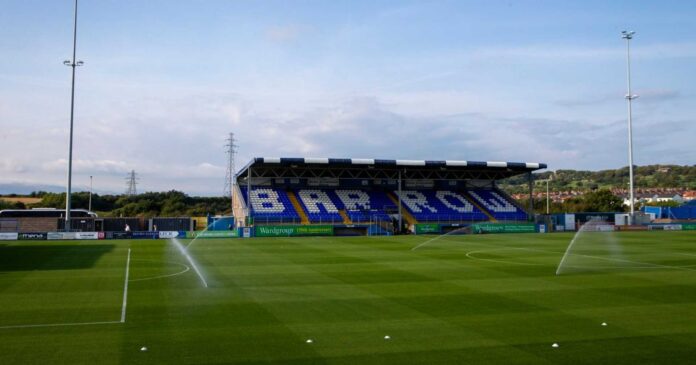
left=0, top=248, right=133, bottom=331
left=0, top=320, right=121, bottom=330
left=121, top=248, right=131, bottom=323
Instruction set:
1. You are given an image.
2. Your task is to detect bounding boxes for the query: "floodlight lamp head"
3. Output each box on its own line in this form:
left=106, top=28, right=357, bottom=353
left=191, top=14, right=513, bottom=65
left=621, top=30, right=635, bottom=39
left=64, top=60, right=72, bottom=65
left=76, top=60, right=84, bottom=66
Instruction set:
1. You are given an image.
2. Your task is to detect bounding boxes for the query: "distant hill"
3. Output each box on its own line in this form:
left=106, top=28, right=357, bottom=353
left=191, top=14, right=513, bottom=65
left=500, top=164, right=696, bottom=194
left=0, top=183, right=66, bottom=195
left=0, top=196, right=42, bottom=204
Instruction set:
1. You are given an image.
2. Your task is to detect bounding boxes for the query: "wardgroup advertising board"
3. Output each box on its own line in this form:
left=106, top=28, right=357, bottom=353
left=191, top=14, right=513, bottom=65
left=471, top=223, right=537, bottom=234
left=682, top=223, right=696, bottom=231
left=414, top=223, right=441, bottom=234
left=186, top=231, right=239, bottom=238
left=255, top=225, right=333, bottom=237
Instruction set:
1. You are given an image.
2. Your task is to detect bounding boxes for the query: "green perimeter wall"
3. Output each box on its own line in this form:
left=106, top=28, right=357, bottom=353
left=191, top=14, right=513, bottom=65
left=255, top=225, right=334, bottom=237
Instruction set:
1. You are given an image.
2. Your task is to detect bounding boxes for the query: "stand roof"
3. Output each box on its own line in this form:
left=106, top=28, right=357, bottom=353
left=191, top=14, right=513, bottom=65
left=236, top=157, right=547, bottom=181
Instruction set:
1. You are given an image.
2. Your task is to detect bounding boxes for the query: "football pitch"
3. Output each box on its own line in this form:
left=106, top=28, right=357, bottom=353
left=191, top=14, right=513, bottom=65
left=1, top=231, right=696, bottom=364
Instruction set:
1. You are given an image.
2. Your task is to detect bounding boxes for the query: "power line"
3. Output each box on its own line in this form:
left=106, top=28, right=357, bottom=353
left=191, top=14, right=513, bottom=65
left=125, top=170, right=138, bottom=196
left=224, top=133, right=238, bottom=199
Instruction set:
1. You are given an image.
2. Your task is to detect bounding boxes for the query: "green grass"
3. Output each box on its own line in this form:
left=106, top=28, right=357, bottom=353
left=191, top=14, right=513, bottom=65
left=1, top=231, right=696, bottom=364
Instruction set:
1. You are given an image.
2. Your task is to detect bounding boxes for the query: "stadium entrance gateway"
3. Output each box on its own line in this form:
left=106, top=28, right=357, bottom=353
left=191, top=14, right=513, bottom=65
left=233, top=157, right=546, bottom=235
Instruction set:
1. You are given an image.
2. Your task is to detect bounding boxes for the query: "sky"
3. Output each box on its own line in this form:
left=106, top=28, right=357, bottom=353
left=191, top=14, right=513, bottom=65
left=1, top=0, right=695, bottom=196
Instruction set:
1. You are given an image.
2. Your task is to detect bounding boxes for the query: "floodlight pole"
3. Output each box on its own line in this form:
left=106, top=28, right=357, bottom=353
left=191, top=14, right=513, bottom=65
left=622, top=30, right=638, bottom=224
left=89, top=175, right=93, bottom=212
left=246, top=167, right=251, bottom=225
left=527, top=173, right=533, bottom=221
left=397, top=170, right=403, bottom=234
left=545, top=179, right=549, bottom=215
left=64, top=0, right=84, bottom=231
left=535, top=178, right=552, bottom=215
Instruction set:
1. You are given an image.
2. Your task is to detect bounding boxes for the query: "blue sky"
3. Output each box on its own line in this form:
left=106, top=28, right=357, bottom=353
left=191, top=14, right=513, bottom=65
left=1, top=0, right=695, bottom=195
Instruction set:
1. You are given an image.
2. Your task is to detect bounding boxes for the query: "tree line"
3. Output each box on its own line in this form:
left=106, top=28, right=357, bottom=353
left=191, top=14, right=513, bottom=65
left=4, top=164, right=693, bottom=217
left=4, top=191, right=231, bottom=218
left=7, top=189, right=626, bottom=217
left=517, top=189, right=626, bottom=214
left=500, top=164, right=696, bottom=194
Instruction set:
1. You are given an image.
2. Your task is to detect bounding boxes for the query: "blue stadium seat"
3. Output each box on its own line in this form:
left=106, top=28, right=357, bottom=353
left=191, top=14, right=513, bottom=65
left=394, top=190, right=488, bottom=222
left=240, top=186, right=525, bottom=224
left=468, top=189, right=527, bottom=221
left=291, top=189, right=394, bottom=223
left=239, top=187, right=300, bottom=223
left=295, top=189, right=343, bottom=223
left=333, top=189, right=393, bottom=222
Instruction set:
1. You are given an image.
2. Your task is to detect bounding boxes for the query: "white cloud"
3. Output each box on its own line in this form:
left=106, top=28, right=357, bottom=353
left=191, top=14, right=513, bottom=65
left=41, top=159, right=130, bottom=174
left=470, top=42, right=696, bottom=62
left=2, top=81, right=694, bottom=196
left=2, top=31, right=695, bottom=196
left=265, top=24, right=309, bottom=43
left=0, top=158, right=27, bottom=173
left=554, top=88, right=681, bottom=107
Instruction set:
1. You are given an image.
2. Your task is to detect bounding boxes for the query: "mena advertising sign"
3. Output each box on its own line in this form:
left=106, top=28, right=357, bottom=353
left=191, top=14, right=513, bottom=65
left=18, top=232, right=48, bottom=240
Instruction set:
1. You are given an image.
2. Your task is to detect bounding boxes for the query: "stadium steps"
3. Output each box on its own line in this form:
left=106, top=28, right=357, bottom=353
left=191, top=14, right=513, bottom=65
left=338, top=210, right=352, bottom=224
left=460, top=191, right=497, bottom=222
left=386, top=192, right=418, bottom=225
left=287, top=191, right=310, bottom=224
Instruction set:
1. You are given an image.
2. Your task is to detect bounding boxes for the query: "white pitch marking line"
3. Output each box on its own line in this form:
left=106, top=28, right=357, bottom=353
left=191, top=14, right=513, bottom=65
left=128, top=260, right=190, bottom=282
left=121, top=248, right=131, bottom=323
left=434, top=236, right=696, bottom=272
left=0, top=320, right=120, bottom=330
left=0, top=248, right=133, bottom=330
left=465, top=248, right=672, bottom=269
left=563, top=250, right=696, bottom=272
left=465, top=249, right=544, bottom=266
